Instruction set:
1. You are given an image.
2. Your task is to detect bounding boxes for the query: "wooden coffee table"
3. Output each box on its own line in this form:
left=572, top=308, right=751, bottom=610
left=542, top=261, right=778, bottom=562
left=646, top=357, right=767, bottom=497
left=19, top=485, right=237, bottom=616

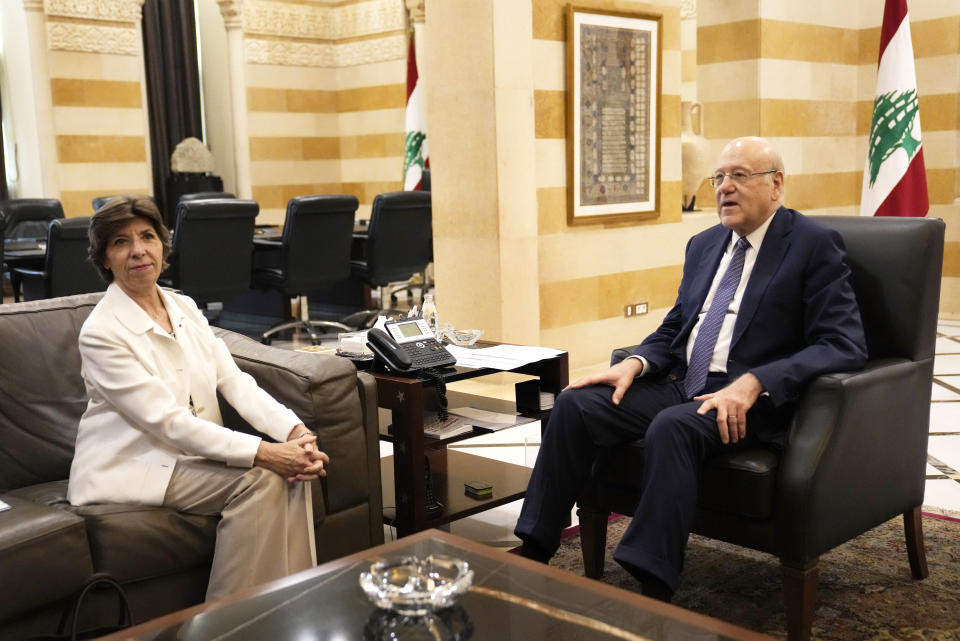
left=99, top=529, right=775, bottom=641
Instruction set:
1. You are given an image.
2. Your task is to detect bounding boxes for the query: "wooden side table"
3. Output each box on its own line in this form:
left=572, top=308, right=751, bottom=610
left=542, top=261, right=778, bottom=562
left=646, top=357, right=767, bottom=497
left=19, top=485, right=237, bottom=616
left=373, top=348, right=568, bottom=536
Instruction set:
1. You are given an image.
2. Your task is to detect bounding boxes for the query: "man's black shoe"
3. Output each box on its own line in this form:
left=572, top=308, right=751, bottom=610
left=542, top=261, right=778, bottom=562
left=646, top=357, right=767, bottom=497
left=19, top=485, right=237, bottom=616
left=517, top=539, right=552, bottom=564
left=615, top=559, right=674, bottom=602
left=639, top=576, right=674, bottom=602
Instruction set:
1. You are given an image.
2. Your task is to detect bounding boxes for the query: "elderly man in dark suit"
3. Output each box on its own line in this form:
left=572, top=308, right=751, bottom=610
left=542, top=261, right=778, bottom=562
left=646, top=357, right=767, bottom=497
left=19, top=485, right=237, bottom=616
left=515, top=136, right=868, bottom=600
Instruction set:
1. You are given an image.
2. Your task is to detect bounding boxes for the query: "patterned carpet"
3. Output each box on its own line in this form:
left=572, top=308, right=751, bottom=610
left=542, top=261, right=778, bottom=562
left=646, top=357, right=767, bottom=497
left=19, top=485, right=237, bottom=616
left=547, top=514, right=960, bottom=640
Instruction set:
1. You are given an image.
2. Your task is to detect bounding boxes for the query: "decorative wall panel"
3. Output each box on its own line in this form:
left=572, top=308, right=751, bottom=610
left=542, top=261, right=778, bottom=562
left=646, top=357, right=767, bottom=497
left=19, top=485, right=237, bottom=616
left=245, top=33, right=405, bottom=67
left=44, top=0, right=142, bottom=22
left=244, top=0, right=404, bottom=40
left=47, top=22, right=138, bottom=55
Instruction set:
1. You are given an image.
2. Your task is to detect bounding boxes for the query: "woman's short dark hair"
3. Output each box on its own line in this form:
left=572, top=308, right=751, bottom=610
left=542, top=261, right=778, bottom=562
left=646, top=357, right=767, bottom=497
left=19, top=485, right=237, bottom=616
left=89, top=195, right=172, bottom=282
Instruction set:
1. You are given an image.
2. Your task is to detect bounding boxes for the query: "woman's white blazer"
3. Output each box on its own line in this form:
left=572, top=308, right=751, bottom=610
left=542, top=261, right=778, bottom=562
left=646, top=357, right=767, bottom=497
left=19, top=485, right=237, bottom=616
left=67, top=283, right=300, bottom=506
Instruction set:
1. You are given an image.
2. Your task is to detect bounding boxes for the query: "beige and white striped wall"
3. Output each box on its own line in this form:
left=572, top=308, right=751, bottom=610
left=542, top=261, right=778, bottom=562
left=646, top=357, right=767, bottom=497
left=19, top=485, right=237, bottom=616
left=695, top=0, right=959, bottom=315
left=16, top=0, right=412, bottom=223
left=240, top=0, right=409, bottom=223
left=44, top=0, right=153, bottom=217
left=531, top=0, right=713, bottom=370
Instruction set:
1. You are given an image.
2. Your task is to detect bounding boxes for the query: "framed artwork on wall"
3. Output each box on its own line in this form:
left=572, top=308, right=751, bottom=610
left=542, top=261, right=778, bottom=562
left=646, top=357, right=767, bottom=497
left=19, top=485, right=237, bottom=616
left=566, top=6, right=662, bottom=225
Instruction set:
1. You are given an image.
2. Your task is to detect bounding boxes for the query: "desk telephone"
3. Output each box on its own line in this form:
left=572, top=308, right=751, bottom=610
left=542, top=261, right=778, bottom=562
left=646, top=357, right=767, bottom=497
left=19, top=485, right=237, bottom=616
left=367, top=318, right=456, bottom=372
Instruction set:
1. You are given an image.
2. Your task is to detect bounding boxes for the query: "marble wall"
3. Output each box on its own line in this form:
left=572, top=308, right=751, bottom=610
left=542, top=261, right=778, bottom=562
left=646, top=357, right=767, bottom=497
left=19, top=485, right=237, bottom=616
left=238, top=0, right=407, bottom=222
left=532, top=0, right=707, bottom=368
left=2, top=0, right=408, bottom=222
left=2, top=0, right=153, bottom=216
left=695, top=0, right=960, bottom=315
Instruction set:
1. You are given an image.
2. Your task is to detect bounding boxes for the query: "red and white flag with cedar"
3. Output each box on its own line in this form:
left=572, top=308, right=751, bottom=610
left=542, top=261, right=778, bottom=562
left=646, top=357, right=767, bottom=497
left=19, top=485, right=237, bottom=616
left=403, top=36, right=428, bottom=191
left=860, top=0, right=928, bottom=217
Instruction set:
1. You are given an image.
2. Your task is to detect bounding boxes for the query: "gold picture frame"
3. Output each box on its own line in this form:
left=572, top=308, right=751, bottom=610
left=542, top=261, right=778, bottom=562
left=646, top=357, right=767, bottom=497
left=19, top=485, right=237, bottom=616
left=566, top=5, right=662, bottom=225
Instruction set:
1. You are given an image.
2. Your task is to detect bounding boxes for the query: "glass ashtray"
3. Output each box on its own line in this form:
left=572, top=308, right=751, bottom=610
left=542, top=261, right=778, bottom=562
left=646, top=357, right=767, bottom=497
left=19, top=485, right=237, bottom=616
left=441, top=327, right=483, bottom=347
left=359, top=555, right=473, bottom=615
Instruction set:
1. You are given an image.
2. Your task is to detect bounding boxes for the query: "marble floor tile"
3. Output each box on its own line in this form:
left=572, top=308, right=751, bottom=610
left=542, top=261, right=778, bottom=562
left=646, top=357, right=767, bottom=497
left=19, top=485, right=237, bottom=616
left=936, top=336, right=960, bottom=353
left=934, top=354, right=960, bottom=375
left=932, top=381, right=960, bottom=401
left=923, top=479, right=960, bottom=517
left=930, top=403, right=960, bottom=433
left=928, top=435, right=960, bottom=474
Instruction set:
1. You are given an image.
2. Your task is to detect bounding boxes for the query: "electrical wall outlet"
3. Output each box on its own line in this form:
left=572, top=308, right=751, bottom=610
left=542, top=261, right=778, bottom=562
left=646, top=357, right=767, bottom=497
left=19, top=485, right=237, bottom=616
left=624, top=302, right=648, bottom=317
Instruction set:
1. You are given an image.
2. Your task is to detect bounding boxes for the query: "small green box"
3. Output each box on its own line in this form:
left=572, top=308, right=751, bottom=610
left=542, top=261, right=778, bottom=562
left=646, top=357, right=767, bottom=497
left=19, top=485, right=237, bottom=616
left=464, top=481, right=492, bottom=499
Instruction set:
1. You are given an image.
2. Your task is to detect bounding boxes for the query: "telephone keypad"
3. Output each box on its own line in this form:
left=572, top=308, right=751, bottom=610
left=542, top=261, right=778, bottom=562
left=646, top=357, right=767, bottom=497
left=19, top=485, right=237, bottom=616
left=400, top=340, right=456, bottom=367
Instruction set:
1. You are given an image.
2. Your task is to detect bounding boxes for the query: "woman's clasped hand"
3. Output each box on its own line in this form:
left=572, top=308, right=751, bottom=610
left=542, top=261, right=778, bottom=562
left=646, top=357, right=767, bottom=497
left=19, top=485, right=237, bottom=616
left=255, top=430, right=330, bottom=483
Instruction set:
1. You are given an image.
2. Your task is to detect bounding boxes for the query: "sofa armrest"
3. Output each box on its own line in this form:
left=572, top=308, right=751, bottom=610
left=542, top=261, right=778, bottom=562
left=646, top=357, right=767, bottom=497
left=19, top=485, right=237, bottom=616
left=213, top=328, right=382, bottom=542
left=0, top=495, right=93, bottom=623
left=777, top=357, right=932, bottom=558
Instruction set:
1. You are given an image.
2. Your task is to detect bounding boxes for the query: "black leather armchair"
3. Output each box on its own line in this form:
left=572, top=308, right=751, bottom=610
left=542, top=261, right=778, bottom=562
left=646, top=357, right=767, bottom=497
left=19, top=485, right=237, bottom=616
left=576, top=215, right=945, bottom=641
left=13, top=218, right=106, bottom=301
left=253, top=195, right=359, bottom=344
left=159, top=199, right=258, bottom=316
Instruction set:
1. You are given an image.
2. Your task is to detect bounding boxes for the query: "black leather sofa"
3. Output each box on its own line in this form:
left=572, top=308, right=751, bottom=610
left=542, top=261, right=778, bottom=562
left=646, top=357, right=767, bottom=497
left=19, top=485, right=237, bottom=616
left=0, top=292, right=383, bottom=641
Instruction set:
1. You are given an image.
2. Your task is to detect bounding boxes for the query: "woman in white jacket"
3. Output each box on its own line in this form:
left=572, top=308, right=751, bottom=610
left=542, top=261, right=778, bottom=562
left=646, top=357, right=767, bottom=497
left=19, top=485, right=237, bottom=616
left=68, top=195, right=327, bottom=600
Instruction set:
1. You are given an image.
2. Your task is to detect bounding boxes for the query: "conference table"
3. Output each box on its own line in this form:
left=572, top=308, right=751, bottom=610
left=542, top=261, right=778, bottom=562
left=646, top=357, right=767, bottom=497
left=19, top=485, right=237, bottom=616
left=3, top=239, right=46, bottom=266
left=2, top=240, right=47, bottom=300
left=2, top=221, right=371, bottom=303
left=253, top=218, right=369, bottom=241
left=2, top=220, right=369, bottom=270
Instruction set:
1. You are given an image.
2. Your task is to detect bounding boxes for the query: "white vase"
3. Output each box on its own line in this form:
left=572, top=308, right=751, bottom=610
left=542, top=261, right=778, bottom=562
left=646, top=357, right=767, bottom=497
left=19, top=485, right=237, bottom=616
left=681, top=101, right=711, bottom=211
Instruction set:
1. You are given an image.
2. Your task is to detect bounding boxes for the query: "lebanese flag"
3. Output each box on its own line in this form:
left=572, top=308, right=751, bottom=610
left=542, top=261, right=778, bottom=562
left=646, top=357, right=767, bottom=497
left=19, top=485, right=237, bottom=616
left=403, top=36, right=429, bottom=191
left=860, top=0, right=928, bottom=217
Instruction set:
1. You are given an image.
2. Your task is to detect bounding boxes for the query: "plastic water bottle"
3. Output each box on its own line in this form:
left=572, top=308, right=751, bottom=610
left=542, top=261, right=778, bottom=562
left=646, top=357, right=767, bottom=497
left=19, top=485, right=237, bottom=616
left=421, top=294, right=439, bottom=339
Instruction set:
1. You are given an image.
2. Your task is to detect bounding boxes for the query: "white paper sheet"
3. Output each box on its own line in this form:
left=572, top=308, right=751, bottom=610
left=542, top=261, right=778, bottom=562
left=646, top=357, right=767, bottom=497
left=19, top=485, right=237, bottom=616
left=446, top=344, right=565, bottom=370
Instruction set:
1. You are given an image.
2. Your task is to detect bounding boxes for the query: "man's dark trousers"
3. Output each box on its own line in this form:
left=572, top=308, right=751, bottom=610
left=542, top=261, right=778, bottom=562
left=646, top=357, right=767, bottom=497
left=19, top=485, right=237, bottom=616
left=514, top=373, right=789, bottom=591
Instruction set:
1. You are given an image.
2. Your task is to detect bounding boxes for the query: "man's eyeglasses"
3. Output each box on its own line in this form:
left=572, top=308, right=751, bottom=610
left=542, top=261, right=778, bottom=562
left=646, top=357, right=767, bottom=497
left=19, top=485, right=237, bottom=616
left=708, top=169, right=778, bottom=188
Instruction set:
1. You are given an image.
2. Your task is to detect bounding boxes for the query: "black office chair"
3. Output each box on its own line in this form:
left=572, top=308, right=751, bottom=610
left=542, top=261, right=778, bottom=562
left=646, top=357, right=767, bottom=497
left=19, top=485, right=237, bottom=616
left=12, top=218, right=106, bottom=301
left=0, top=199, right=65, bottom=240
left=388, top=181, right=434, bottom=306
left=576, top=216, right=945, bottom=641
left=1, top=199, right=66, bottom=301
left=252, top=195, right=358, bottom=345
left=92, top=195, right=157, bottom=212
left=159, top=199, right=258, bottom=319
left=351, top=191, right=432, bottom=322
left=179, top=192, right=235, bottom=203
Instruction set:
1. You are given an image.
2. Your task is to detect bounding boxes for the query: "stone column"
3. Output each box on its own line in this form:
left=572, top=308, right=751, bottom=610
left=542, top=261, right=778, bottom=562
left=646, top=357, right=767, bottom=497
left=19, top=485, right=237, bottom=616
left=405, top=0, right=426, bottom=63
left=217, top=0, right=252, bottom=199
left=21, top=0, right=59, bottom=197
left=424, top=0, right=540, bottom=345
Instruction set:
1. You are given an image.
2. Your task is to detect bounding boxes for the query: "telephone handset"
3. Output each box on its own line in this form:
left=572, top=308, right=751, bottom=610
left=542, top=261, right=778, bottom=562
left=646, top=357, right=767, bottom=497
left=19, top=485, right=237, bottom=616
left=367, top=319, right=457, bottom=373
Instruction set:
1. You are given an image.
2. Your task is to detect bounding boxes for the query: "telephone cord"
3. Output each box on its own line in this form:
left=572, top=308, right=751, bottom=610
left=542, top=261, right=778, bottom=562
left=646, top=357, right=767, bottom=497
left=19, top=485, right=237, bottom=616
left=421, top=367, right=448, bottom=421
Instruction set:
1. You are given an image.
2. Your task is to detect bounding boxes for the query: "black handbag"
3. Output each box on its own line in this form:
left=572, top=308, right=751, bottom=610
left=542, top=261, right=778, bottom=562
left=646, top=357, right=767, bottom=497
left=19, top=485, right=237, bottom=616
left=30, top=572, right=133, bottom=641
